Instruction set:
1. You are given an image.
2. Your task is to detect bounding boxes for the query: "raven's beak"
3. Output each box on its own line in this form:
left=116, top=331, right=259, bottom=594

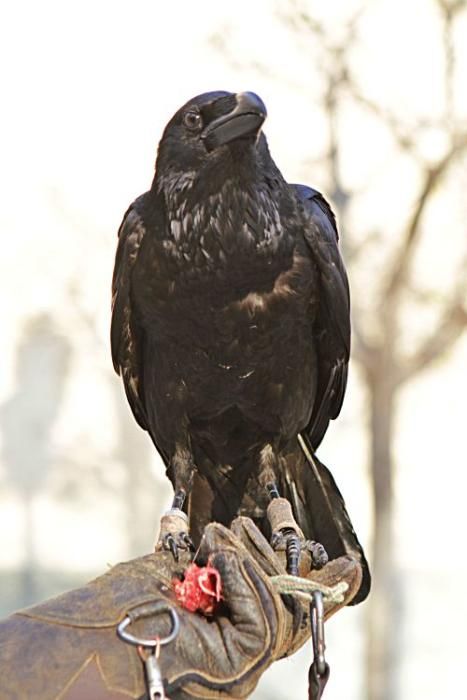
left=202, top=92, right=267, bottom=152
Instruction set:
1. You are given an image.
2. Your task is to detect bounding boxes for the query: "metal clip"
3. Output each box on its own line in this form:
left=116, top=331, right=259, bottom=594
left=117, top=601, right=180, bottom=700
left=140, top=647, right=166, bottom=700
left=308, top=590, right=330, bottom=699
left=117, top=600, right=180, bottom=648
left=310, top=590, right=326, bottom=677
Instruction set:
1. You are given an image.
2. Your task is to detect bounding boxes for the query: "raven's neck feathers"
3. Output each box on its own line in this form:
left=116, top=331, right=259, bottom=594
left=152, top=145, right=296, bottom=267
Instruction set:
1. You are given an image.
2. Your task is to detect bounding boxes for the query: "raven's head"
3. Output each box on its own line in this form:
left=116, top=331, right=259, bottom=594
left=154, top=91, right=268, bottom=194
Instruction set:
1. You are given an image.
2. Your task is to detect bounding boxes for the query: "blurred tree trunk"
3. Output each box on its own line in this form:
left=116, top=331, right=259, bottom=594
left=366, top=369, right=398, bottom=700
left=111, top=381, right=165, bottom=558
left=0, top=314, right=71, bottom=608
left=21, top=492, right=37, bottom=604
left=64, top=285, right=170, bottom=560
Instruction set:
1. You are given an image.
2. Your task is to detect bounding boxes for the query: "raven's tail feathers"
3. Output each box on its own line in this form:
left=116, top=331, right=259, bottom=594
left=280, top=433, right=371, bottom=605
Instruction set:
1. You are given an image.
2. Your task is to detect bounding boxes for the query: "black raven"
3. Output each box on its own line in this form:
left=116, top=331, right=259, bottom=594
left=112, top=91, right=370, bottom=600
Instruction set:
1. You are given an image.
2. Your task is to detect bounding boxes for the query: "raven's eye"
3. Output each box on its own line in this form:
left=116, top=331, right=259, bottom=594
left=183, top=111, right=202, bottom=131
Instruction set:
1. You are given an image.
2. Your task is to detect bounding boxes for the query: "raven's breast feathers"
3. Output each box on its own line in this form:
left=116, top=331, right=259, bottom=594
left=162, top=179, right=292, bottom=265
left=111, top=177, right=349, bottom=454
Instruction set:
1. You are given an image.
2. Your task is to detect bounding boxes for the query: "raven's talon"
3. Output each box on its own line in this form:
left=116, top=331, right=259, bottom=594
left=181, top=532, right=195, bottom=551
left=163, top=533, right=179, bottom=562
left=161, top=531, right=194, bottom=561
left=271, top=529, right=328, bottom=575
left=306, top=540, right=328, bottom=569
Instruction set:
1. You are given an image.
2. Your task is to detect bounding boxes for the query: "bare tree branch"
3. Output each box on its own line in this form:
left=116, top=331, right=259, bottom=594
left=385, top=133, right=467, bottom=298
left=436, top=0, right=467, bottom=128
left=279, top=0, right=327, bottom=40
left=346, top=88, right=423, bottom=157
left=397, top=248, right=467, bottom=383
left=397, top=294, right=467, bottom=383
left=318, top=19, right=363, bottom=255
left=350, top=305, right=375, bottom=360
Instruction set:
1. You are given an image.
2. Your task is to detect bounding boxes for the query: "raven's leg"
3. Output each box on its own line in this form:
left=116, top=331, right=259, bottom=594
left=156, top=444, right=195, bottom=560
left=258, top=444, right=303, bottom=575
left=259, top=444, right=327, bottom=575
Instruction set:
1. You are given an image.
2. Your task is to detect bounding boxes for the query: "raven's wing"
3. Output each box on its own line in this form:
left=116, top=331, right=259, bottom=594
left=111, top=203, right=148, bottom=431
left=294, top=184, right=350, bottom=448
left=280, top=443, right=371, bottom=604
left=286, top=188, right=370, bottom=603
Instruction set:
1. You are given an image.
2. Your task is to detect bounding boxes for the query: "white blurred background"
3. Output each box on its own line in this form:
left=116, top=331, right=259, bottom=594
left=1, top=1, right=466, bottom=699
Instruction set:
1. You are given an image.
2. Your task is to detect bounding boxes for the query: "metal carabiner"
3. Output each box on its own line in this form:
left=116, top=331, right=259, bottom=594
left=310, top=590, right=326, bottom=677
left=117, top=600, right=180, bottom=649
left=117, top=601, right=180, bottom=700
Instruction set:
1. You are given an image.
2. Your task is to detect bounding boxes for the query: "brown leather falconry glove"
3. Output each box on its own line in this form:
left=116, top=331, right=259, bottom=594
left=0, top=518, right=361, bottom=699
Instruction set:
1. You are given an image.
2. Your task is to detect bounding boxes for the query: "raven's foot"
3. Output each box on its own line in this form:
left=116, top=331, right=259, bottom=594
left=305, top=540, right=328, bottom=568
left=267, top=496, right=328, bottom=575
left=270, top=528, right=328, bottom=575
left=155, top=508, right=194, bottom=561
left=161, top=530, right=195, bottom=561
left=271, top=527, right=302, bottom=576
